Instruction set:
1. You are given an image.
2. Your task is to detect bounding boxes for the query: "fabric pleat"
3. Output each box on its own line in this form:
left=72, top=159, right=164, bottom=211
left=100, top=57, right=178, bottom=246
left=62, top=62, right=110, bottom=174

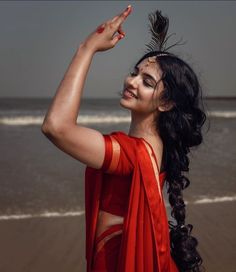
left=85, top=131, right=179, bottom=272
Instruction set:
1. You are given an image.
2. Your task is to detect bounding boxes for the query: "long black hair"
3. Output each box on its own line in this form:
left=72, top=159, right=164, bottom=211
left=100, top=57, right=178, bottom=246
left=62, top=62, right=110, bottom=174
left=132, top=9, right=208, bottom=272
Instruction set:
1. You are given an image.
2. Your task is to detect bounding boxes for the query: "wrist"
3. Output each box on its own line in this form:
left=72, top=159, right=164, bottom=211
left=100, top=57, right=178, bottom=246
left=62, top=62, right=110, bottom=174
left=78, top=42, right=96, bottom=56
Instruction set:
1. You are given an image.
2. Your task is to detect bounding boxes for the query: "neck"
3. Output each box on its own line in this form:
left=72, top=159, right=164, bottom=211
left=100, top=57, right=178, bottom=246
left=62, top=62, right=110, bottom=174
left=128, top=111, right=160, bottom=139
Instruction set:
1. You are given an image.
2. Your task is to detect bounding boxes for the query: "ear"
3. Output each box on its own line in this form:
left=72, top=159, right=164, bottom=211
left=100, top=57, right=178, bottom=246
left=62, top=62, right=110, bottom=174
left=158, top=101, right=175, bottom=112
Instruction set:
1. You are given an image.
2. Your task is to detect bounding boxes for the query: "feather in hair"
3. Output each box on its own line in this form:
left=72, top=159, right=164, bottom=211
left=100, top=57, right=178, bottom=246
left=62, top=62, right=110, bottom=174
left=145, top=9, right=186, bottom=53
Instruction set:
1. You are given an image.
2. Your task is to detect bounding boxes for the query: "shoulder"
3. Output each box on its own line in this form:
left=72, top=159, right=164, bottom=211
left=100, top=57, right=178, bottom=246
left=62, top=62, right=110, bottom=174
left=109, top=131, right=138, bottom=147
left=108, top=131, right=141, bottom=153
left=87, top=131, right=138, bottom=176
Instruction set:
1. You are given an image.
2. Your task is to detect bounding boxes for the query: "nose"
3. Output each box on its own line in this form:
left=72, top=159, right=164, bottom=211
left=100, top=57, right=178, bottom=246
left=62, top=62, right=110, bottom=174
left=126, top=74, right=139, bottom=89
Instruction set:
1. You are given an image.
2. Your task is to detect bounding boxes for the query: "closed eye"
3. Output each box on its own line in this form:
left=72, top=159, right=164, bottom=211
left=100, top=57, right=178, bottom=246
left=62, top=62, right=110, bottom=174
left=129, top=70, right=154, bottom=88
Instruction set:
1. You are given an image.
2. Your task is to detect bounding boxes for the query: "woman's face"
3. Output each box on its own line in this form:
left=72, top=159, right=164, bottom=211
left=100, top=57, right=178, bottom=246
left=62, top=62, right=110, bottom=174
left=120, top=57, right=165, bottom=115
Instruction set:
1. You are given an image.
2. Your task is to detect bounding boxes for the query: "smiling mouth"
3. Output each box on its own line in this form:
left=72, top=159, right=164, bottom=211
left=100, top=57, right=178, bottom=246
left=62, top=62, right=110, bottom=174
left=123, top=89, right=138, bottom=99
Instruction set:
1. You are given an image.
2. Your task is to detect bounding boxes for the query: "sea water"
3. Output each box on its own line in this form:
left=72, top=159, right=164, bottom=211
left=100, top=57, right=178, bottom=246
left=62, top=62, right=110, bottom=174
left=0, top=97, right=235, bottom=220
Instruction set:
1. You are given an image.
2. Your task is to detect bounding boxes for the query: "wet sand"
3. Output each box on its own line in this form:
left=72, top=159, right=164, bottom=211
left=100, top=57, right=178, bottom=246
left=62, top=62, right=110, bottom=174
left=0, top=215, right=86, bottom=272
left=186, top=202, right=236, bottom=272
left=0, top=201, right=235, bottom=272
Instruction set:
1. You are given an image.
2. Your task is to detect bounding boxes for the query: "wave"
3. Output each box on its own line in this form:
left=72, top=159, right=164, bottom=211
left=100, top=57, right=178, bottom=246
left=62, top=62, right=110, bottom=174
left=1, top=195, right=236, bottom=221
left=193, top=195, right=236, bottom=204
left=208, top=110, right=236, bottom=118
left=0, top=115, right=130, bottom=125
left=0, top=110, right=236, bottom=126
left=0, top=210, right=85, bottom=221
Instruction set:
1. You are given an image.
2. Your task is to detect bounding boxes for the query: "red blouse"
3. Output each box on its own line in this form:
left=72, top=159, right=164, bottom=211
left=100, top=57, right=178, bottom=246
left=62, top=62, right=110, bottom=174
left=99, top=133, right=166, bottom=217
left=85, top=131, right=179, bottom=272
left=99, top=134, right=133, bottom=216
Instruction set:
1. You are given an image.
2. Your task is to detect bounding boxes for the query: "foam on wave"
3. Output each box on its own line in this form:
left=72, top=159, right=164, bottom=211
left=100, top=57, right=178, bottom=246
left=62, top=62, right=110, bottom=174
left=0, top=111, right=235, bottom=126
left=1, top=195, right=236, bottom=220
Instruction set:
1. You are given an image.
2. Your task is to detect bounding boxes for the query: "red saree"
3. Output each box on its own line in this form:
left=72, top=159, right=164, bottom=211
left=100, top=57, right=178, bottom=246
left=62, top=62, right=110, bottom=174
left=85, top=131, right=179, bottom=272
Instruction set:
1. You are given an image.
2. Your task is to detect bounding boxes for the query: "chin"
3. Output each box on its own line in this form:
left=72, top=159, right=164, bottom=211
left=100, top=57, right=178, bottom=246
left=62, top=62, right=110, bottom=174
left=119, top=97, right=132, bottom=110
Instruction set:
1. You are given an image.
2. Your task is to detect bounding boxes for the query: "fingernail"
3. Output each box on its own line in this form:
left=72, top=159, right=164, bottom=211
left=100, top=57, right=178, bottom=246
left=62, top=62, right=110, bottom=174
left=125, top=5, right=131, bottom=12
left=119, top=34, right=125, bottom=40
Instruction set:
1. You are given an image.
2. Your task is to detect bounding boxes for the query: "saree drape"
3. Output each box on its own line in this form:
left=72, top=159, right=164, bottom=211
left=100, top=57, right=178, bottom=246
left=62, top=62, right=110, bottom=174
left=85, top=131, right=179, bottom=272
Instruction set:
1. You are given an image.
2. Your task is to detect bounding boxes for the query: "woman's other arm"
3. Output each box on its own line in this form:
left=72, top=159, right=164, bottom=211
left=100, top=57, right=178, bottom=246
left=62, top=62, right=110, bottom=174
left=41, top=5, right=132, bottom=169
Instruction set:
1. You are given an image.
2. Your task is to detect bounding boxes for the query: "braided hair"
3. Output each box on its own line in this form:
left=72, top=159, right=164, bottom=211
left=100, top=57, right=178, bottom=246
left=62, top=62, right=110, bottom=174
left=134, top=9, right=208, bottom=272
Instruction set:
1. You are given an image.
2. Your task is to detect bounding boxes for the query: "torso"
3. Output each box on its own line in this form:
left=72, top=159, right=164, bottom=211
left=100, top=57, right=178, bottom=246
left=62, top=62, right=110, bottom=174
left=95, top=135, right=164, bottom=240
left=95, top=210, right=124, bottom=240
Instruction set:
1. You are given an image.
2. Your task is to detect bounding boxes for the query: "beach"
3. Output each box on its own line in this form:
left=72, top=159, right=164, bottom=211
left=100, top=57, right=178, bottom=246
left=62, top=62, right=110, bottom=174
left=0, top=97, right=235, bottom=271
left=0, top=202, right=235, bottom=272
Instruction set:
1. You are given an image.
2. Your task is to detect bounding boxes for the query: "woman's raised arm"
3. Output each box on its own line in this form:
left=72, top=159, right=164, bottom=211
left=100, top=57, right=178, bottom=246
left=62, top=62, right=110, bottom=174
left=41, top=5, right=132, bottom=169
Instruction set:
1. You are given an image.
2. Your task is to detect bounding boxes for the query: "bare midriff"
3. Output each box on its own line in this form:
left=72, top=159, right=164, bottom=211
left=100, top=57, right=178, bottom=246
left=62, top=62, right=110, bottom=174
left=95, top=210, right=124, bottom=240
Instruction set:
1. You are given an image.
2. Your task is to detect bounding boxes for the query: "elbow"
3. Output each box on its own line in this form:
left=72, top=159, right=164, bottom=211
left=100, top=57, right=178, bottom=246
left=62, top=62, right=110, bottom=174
left=41, top=120, right=63, bottom=137
left=41, top=122, right=51, bottom=135
left=41, top=116, right=73, bottom=138
left=41, top=121, right=53, bottom=136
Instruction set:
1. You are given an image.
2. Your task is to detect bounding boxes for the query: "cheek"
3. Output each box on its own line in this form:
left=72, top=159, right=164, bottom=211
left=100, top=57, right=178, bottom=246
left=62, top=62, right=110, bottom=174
left=136, top=92, right=158, bottom=112
left=141, top=89, right=158, bottom=105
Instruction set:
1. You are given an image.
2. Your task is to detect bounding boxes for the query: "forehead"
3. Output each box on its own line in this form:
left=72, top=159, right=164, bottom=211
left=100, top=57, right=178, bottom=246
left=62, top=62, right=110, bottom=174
left=137, top=57, right=162, bottom=79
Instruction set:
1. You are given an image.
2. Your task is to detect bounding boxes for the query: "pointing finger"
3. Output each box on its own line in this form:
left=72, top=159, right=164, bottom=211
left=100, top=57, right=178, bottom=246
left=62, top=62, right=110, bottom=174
left=113, top=5, right=132, bottom=26
left=111, top=15, right=119, bottom=23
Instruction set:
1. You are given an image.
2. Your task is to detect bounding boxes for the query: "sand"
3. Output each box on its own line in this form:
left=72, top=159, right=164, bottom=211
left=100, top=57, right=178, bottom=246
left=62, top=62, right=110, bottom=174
left=187, top=202, right=236, bottom=272
left=0, top=215, right=85, bottom=272
left=0, top=202, right=235, bottom=272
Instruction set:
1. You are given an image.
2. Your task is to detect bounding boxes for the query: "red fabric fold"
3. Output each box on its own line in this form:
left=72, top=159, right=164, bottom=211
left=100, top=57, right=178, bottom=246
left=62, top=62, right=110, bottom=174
left=85, top=131, right=179, bottom=272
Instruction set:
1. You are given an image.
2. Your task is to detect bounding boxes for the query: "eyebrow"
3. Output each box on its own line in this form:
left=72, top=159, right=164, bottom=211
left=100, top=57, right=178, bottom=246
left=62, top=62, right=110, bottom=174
left=134, top=65, right=157, bottom=83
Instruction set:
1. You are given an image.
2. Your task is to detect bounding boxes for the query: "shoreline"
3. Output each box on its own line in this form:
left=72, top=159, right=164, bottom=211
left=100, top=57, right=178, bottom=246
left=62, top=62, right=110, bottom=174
left=0, top=201, right=235, bottom=272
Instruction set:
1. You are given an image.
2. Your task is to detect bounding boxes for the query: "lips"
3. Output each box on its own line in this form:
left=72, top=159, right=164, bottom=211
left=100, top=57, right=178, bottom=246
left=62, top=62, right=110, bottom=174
left=123, top=88, right=138, bottom=99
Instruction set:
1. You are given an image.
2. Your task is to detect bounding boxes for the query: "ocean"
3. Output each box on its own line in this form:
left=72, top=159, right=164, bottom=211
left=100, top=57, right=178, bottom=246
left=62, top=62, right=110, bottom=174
left=0, top=97, right=236, bottom=220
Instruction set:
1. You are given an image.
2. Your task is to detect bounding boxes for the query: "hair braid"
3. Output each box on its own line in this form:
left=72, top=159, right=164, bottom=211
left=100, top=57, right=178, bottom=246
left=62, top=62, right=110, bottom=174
left=134, top=8, right=208, bottom=270
left=159, top=108, right=204, bottom=271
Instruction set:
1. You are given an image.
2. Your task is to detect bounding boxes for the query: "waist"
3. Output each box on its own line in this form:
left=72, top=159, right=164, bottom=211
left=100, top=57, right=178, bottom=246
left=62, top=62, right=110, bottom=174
left=96, top=210, right=124, bottom=240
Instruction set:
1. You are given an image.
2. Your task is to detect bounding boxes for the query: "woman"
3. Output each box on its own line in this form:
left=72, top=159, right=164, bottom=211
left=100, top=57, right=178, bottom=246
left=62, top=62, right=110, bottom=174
left=42, top=5, right=206, bottom=272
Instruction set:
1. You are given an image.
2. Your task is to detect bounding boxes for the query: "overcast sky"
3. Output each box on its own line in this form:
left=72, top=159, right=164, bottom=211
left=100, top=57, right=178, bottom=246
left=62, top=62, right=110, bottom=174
left=0, top=1, right=235, bottom=98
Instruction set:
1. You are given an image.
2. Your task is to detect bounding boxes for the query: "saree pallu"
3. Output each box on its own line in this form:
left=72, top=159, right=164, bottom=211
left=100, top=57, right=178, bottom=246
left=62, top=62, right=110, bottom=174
left=92, top=224, right=123, bottom=271
left=85, top=131, right=179, bottom=272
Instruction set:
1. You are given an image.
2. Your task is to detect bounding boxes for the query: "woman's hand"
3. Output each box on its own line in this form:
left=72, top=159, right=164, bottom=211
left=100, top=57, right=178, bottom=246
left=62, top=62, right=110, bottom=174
left=82, top=5, right=132, bottom=53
